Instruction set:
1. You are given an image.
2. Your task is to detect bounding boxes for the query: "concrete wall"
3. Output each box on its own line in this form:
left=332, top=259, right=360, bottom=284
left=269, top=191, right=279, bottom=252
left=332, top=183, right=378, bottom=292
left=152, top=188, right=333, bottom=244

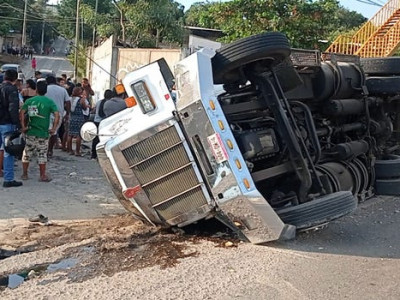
left=188, top=35, right=222, bottom=54
left=116, top=48, right=181, bottom=82
left=89, top=38, right=182, bottom=103
left=89, top=36, right=114, bottom=103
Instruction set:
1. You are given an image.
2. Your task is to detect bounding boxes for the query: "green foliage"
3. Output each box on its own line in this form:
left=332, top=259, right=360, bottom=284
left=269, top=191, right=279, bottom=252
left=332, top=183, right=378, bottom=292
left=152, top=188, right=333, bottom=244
left=0, top=0, right=57, bottom=47
left=0, top=0, right=25, bottom=38
left=66, top=43, right=86, bottom=80
left=56, top=0, right=184, bottom=47
left=0, top=0, right=368, bottom=53
left=123, top=0, right=185, bottom=47
left=0, top=22, right=11, bottom=38
left=80, top=3, right=116, bottom=39
left=185, top=2, right=221, bottom=29
left=57, top=0, right=113, bottom=42
left=27, top=0, right=57, bottom=46
left=184, top=0, right=367, bottom=50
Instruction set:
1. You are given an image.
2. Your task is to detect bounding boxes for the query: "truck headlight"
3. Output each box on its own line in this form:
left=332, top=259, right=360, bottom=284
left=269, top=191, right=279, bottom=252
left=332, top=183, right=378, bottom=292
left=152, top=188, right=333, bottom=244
left=131, top=81, right=156, bottom=113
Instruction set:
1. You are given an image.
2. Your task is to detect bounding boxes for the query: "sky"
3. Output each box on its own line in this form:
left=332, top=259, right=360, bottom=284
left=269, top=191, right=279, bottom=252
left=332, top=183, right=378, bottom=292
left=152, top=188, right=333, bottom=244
left=178, top=0, right=382, bottom=18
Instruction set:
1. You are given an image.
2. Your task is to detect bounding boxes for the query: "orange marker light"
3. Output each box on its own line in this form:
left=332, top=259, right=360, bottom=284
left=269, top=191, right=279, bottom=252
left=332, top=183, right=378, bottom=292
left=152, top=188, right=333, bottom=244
left=209, top=100, right=216, bottom=110
left=243, top=178, right=251, bottom=189
left=218, top=120, right=225, bottom=130
left=125, top=96, right=137, bottom=108
left=226, top=139, right=234, bottom=150
left=115, top=83, right=125, bottom=95
left=235, top=159, right=242, bottom=169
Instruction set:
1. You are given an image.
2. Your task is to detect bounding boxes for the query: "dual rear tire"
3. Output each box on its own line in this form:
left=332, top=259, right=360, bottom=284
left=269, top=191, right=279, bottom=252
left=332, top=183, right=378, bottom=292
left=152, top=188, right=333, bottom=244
left=374, top=155, right=400, bottom=196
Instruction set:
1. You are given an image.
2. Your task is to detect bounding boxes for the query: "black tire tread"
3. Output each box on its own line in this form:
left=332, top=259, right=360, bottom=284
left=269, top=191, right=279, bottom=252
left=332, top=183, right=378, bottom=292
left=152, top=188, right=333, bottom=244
left=361, top=57, right=400, bottom=75
left=366, top=76, right=400, bottom=95
left=276, top=191, right=357, bottom=229
left=375, top=178, right=400, bottom=195
left=212, top=32, right=291, bottom=84
left=375, top=154, right=400, bottom=179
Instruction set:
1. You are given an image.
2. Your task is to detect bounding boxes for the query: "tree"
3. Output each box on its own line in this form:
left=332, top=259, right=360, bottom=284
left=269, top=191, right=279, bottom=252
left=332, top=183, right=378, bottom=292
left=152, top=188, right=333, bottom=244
left=79, top=0, right=116, bottom=41
left=185, top=1, right=218, bottom=29
left=123, top=0, right=185, bottom=47
left=57, top=0, right=113, bottom=43
left=27, top=0, right=57, bottom=48
left=0, top=0, right=25, bottom=39
left=57, top=0, right=184, bottom=48
left=184, top=0, right=367, bottom=50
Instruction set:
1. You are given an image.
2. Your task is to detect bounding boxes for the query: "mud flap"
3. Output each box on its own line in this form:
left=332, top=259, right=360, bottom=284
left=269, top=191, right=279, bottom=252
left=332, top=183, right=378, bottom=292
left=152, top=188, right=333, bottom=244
left=216, top=193, right=294, bottom=244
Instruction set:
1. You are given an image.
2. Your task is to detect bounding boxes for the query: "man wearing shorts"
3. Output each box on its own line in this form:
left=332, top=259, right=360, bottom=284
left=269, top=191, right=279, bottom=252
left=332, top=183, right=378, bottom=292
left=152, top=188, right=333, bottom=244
left=20, top=81, right=59, bottom=182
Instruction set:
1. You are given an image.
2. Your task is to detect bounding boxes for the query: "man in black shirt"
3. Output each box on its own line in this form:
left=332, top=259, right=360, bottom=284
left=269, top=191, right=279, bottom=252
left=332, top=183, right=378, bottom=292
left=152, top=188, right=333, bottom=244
left=0, top=69, right=23, bottom=187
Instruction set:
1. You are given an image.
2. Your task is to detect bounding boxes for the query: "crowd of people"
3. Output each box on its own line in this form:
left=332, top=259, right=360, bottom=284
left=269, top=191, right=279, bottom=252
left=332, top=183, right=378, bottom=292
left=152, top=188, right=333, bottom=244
left=0, top=67, right=127, bottom=188
left=2, top=45, right=35, bottom=60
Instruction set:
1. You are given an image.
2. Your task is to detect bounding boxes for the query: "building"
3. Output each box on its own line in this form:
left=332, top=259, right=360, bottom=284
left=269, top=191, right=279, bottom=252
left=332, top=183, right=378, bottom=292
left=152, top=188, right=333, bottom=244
left=87, top=26, right=224, bottom=103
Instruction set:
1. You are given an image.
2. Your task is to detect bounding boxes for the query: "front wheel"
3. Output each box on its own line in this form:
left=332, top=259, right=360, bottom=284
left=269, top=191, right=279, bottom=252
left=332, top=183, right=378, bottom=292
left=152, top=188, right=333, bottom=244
left=212, top=32, right=291, bottom=84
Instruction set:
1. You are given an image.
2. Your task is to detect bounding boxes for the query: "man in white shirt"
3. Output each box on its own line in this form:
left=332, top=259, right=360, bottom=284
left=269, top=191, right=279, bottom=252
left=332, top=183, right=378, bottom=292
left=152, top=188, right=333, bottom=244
left=45, top=76, right=71, bottom=157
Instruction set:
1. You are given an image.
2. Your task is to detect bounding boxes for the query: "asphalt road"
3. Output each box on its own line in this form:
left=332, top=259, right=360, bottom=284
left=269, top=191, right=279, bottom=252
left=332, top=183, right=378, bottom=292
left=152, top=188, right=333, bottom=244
left=20, top=37, right=73, bottom=80
left=273, top=195, right=400, bottom=259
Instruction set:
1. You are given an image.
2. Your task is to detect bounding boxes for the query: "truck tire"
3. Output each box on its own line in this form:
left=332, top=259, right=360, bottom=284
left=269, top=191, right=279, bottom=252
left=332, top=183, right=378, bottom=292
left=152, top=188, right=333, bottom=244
left=361, top=57, right=400, bottom=75
left=276, top=191, right=357, bottom=229
left=366, top=76, right=400, bottom=95
left=212, top=32, right=291, bottom=84
left=375, top=178, right=400, bottom=195
left=375, top=155, right=400, bottom=179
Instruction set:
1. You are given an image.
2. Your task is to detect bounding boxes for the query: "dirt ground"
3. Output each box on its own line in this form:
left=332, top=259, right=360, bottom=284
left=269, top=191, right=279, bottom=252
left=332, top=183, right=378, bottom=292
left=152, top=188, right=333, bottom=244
left=1, top=149, right=400, bottom=299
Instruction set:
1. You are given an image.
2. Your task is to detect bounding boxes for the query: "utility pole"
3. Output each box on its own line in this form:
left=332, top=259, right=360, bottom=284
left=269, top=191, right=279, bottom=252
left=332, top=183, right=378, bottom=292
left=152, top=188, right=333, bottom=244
left=112, top=0, right=125, bottom=44
left=74, top=0, right=80, bottom=82
left=40, top=20, right=45, bottom=54
left=90, top=0, right=99, bottom=82
left=92, top=0, right=98, bottom=48
left=22, top=0, right=28, bottom=46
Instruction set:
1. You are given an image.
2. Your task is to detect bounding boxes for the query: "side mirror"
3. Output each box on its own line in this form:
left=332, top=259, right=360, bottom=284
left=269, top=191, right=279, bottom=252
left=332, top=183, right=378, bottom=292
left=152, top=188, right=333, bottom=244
left=81, top=122, right=97, bottom=142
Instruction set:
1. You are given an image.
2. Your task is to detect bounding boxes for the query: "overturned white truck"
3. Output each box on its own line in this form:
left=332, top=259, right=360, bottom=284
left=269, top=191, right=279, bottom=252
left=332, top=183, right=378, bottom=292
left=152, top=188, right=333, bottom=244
left=82, top=32, right=400, bottom=244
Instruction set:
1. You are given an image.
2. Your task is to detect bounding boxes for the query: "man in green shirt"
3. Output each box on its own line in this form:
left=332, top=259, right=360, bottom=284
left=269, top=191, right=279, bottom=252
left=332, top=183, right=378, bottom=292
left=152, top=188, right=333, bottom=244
left=20, top=80, right=60, bottom=182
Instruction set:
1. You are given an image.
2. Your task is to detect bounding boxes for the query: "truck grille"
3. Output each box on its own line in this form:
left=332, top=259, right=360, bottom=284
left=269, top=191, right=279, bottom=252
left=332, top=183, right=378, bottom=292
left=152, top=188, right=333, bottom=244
left=121, top=125, right=208, bottom=222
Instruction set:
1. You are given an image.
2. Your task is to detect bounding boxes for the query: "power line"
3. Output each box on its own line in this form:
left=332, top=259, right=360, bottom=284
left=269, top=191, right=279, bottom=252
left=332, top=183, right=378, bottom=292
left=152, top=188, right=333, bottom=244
left=0, top=16, right=77, bottom=23
left=2, top=0, right=119, bottom=81
left=0, top=3, right=77, bottom=21
left=354, top=0, right=384, bottom=7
